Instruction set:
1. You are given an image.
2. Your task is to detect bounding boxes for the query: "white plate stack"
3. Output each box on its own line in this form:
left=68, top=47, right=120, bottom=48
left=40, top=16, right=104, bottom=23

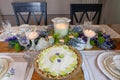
left=97, top=52, right=120, bottom=80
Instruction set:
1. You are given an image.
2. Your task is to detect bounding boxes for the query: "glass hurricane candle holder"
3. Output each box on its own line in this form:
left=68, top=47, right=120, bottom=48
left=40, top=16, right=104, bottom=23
left=52, top=17, right=71, bottom=38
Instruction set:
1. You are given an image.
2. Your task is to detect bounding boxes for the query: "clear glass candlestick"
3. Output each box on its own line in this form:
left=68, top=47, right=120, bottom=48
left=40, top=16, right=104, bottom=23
left=16, top=33, right=30, bottom=49
left=16, top=33, right=30, bottom=59
left=24, top=50, right=38, bottom=65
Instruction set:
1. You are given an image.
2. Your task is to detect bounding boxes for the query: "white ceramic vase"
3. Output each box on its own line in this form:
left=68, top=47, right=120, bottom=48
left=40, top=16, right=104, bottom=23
left=85, top=38, right=93, bottom=49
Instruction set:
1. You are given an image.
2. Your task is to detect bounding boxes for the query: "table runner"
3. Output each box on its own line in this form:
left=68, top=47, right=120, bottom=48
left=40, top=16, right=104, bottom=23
left=81, top=50, right=120, bottom=80
left=0, top=25, right=120, bottom=41
left=100, top=25, right=120, bottom=38
left=108, top=24, right=120, bottom=34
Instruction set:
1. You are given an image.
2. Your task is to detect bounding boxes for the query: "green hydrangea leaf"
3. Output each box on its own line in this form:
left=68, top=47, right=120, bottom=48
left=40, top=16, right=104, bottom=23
left=97, top=31, right=103, bottom=37
left=64, top=36, right=70, bottom=43
left=54, top=40, right=59, bottom=44
left=73, top=32, right=79, bottom=38
left=98, top=36, right=105, bottom=45
left=90, top=39, right=95, bottom=46
left=53, top=33, right=59, bottom=39
left=14, top=43, right=21, bottom=52
left=53, top=33, right=60, bottom=44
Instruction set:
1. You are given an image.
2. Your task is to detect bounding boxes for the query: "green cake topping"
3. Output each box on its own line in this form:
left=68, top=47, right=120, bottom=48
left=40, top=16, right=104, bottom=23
left=60, top=71, right=67, bottom=76
left=51, top=71, right=57, bottom=76
left=59, top=54, right=64, bottom=58
left=44, top=68, right=50, bottom=73
left=50, top=55, right=59, bottom=63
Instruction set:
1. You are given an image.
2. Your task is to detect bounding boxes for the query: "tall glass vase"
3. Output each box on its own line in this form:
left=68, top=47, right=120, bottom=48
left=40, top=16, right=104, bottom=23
left=29, top=40, right=36, bottom=50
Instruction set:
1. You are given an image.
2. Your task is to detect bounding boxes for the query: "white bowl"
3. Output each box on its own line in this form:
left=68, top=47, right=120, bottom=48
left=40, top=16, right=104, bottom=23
left=113, top=55, right=120, bottom=70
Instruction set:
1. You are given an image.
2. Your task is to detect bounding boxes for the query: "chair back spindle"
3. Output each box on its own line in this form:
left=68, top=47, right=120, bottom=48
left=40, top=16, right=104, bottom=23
left=12, top=2, right=47, bottom=26
left=70, top=4, right=102, bottom=24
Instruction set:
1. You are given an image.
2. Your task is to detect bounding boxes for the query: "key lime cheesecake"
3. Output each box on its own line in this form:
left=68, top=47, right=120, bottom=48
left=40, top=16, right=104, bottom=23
left=34, top=44, right=82, bottom=80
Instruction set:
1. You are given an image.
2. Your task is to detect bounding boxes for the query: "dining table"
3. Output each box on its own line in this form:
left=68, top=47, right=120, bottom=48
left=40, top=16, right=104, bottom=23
left=0, top=24, right=120, bottom=80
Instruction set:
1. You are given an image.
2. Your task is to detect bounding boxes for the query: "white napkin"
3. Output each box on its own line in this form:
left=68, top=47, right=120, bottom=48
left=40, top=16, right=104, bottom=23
left=80, top=51, right=109, bottom=80
left=82, top=61, right=90, bottom=80
left=1, top=62, right=27, bottom=80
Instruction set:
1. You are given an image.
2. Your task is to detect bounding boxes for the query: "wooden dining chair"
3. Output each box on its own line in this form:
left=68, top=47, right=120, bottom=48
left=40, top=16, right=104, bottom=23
left=70, top=4, right=102, bottom=24
left=12, top=2, right=47, bottom=26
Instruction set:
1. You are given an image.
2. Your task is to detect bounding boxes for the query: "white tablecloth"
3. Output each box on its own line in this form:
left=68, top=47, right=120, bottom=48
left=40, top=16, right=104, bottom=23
left=0, top=25, right=120, bottom=80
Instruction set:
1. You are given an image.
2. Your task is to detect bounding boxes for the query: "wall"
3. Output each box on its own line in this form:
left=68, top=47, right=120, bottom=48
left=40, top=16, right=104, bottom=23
left=0, top=0, right=80, bottom=15
left=0, top=0, right=13, bottom=15
left=104, top=0, right=120, bottom=24
left=0, top=0, right=99, bottom=15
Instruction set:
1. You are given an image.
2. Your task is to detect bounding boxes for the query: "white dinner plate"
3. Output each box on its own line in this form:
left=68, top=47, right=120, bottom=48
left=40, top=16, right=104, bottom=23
left=0, top=56, right=14, bottom=79
left=0, top=56, right=14, bottom=63
left=0, top=59, right=9, bottom=79
left=97, top=51, right=120, bottom=80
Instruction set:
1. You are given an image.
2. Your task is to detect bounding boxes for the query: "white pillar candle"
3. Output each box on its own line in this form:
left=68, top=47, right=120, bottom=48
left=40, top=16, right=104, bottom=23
left=54, top=23, right=69, bottom=38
